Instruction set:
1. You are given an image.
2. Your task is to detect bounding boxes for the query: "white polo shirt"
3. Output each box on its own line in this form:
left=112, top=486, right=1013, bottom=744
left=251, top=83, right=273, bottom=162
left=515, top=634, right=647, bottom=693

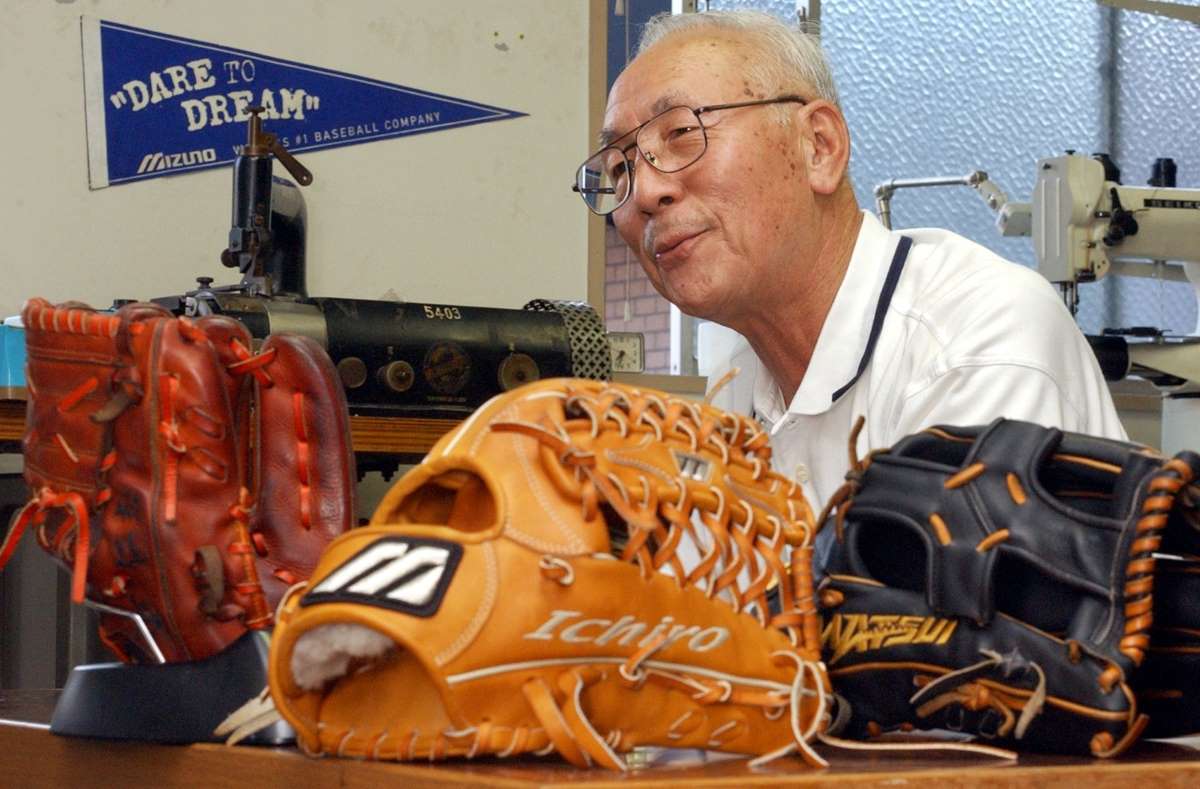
left=705, top=210, right=1126, bottom=522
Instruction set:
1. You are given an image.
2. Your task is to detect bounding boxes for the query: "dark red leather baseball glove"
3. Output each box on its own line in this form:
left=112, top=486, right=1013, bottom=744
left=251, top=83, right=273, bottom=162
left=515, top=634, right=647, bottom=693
left=0, top=298, right=355, bottom=663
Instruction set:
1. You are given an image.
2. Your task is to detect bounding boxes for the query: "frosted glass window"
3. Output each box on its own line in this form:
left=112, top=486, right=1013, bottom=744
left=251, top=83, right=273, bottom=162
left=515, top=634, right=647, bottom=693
left=706, top=0, right=1199, bottom=336
left=1106, top=5, right=1200, bottom=335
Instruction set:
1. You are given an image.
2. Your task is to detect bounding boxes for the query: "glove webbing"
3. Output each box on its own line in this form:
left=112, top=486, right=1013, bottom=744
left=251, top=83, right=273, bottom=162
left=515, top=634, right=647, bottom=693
left=493, top=383, right=820, bottom=656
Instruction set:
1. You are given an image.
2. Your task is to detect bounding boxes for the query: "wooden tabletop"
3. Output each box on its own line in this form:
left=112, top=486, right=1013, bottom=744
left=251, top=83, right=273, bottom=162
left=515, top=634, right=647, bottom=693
left=4, top=689, right=1200, bottom=788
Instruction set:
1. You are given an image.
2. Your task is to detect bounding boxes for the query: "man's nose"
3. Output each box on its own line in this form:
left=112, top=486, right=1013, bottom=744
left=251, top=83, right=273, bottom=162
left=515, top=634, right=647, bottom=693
left=629, top=149, right=683, bottom=212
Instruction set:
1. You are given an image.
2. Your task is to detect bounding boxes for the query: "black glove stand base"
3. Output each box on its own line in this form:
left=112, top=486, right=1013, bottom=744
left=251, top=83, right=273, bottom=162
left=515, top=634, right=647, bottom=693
left=50, top=630, right=292, bottom=745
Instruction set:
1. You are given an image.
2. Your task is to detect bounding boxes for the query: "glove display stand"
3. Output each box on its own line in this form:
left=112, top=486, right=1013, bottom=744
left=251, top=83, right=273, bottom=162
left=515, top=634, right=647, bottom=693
left=50, top=630, right=292, bottom=745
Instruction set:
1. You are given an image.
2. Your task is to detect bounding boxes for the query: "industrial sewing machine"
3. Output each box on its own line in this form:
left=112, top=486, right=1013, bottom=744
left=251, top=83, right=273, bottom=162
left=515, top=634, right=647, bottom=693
left=874, top=152, right=1200, bottom=452
left=154, top=108, right=613, bottom=425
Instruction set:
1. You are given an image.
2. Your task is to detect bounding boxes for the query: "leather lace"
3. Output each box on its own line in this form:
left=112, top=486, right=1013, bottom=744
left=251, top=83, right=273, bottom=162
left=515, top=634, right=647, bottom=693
left=1, top=301, right=281, bottom=623
left=910, top=649, right=1047, bottom=739
left=491, top=381, right=828, bottom=766
left=816, top=416, right=875, bottom=542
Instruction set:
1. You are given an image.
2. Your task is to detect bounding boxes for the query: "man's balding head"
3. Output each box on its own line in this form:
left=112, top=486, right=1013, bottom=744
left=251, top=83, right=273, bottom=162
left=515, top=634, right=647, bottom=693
left=635, top=10, right=839, bottom=110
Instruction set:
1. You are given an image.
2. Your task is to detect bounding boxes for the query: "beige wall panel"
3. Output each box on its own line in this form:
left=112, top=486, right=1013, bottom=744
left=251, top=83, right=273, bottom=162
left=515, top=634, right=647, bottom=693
left=0, top=0, right=592, bottom=318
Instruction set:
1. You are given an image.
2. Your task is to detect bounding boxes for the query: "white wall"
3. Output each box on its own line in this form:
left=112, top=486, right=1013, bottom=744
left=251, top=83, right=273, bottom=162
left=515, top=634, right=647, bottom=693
left=0, top=0, right=593, bottom=318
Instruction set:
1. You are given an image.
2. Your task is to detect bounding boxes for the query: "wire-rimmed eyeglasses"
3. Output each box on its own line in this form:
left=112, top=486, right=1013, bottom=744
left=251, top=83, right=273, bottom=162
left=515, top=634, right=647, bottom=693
left=572, top=95, right=807, bottom=216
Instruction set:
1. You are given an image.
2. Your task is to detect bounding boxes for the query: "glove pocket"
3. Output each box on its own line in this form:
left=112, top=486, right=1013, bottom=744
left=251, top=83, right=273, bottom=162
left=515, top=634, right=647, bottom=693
left=267, top=535, right=489, bottom=759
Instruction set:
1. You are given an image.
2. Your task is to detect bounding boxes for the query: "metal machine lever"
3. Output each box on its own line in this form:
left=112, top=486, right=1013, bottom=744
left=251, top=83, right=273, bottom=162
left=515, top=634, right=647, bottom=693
left=220, top=109, right=313, bottom=292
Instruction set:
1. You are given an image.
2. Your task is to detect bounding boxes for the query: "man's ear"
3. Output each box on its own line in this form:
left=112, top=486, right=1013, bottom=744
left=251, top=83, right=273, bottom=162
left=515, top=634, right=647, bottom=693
left=799, top=101, right=851, bottom=196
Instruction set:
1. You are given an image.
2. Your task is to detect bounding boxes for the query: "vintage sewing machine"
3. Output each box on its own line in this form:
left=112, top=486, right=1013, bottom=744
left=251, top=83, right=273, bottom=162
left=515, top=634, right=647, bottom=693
left=874, top=152, right=1200, bottom=452
left=154, top=108, right=612, bottom=422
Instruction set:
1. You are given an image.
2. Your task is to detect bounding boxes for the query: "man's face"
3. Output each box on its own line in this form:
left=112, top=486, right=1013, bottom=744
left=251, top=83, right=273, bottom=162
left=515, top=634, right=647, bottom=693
left=604, top=33, right=814, bottom=326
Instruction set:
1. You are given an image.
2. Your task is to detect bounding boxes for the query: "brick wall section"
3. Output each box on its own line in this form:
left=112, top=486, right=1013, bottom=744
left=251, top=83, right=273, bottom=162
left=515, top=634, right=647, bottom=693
left=604, top=223, right=673, bottom=373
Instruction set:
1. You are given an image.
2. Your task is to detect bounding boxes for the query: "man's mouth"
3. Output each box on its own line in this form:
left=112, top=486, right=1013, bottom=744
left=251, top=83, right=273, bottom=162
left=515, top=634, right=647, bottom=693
left=652, top=230, right=707, bottom=267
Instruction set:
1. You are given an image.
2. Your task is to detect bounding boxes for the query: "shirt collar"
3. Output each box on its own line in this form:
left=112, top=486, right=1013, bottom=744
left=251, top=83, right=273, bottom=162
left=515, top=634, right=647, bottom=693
left=752, top=210, right=898, bottom=422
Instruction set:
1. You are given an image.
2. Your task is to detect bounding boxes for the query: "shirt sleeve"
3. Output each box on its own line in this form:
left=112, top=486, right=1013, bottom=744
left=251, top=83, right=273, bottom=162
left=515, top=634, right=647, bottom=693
left=891, top=262, right=1128, bottom=444
left=894, top=360, right=1127, bottom=444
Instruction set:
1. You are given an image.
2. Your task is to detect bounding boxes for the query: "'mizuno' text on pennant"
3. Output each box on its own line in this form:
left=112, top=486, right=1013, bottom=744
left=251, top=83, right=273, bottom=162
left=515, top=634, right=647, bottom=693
left=81, top=18, right=527, bottom=188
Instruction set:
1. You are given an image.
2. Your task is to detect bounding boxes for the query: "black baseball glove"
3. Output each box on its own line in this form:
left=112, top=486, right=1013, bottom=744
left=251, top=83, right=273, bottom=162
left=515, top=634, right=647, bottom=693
left=818, top=417, right=1200, bottom=757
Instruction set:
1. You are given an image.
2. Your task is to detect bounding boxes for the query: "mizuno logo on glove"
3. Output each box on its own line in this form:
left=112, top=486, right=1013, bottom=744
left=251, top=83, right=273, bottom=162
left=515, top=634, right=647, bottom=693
left=302, top=537, right=462, bottom=617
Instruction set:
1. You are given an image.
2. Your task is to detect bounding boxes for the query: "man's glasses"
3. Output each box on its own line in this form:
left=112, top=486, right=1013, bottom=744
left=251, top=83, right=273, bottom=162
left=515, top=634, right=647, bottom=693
left=572, top=95, right=807, bottom=216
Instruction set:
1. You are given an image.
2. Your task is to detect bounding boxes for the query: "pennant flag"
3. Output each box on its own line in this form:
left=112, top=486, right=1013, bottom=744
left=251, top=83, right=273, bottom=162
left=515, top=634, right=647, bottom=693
left=81, top=18, right=527, bottom=188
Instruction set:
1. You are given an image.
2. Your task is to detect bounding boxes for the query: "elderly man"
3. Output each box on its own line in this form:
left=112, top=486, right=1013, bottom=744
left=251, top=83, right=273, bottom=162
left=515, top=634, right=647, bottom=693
left=574, top=10, right=1124, bottom=519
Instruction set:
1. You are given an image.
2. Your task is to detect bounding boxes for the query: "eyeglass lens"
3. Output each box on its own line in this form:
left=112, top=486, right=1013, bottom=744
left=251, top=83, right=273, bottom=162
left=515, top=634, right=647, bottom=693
left=575, top=106, right=708, bottom=215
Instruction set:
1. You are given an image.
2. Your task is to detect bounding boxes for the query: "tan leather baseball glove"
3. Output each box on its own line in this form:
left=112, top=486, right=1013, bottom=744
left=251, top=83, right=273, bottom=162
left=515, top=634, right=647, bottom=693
left=0, top=298, right=355, bottom=663
left=261, top=377, right=829, bottom=769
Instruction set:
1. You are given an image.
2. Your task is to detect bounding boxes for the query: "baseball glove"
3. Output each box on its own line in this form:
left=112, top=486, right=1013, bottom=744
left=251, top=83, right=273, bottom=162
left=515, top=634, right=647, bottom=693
left=818, top=417, right=1200, bottom=757
left=0, top=298, right=355, bottom=663
left=257, top=378, right=830, bottom=769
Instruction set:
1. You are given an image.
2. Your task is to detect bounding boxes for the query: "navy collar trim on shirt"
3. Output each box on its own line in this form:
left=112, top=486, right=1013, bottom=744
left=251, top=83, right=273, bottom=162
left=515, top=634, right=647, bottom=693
left=830, top=235, right=913, bottom=403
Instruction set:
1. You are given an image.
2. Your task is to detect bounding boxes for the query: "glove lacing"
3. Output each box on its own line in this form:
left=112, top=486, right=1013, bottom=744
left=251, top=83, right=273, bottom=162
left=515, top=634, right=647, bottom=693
left=0, top=315, right=283, bottom=617
left=816, top=416, right=886, bottom=544
left=1, top=487, right=90, bottom=602
left=492, top=382, right=831, bottom=767
left=818, top=434, right=1200, bottom=759
left=492, top=385, right=817, bottom=637
left=516, top=651, right=831, bottom=770
left=909, top=648, right=1047, bottom=739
